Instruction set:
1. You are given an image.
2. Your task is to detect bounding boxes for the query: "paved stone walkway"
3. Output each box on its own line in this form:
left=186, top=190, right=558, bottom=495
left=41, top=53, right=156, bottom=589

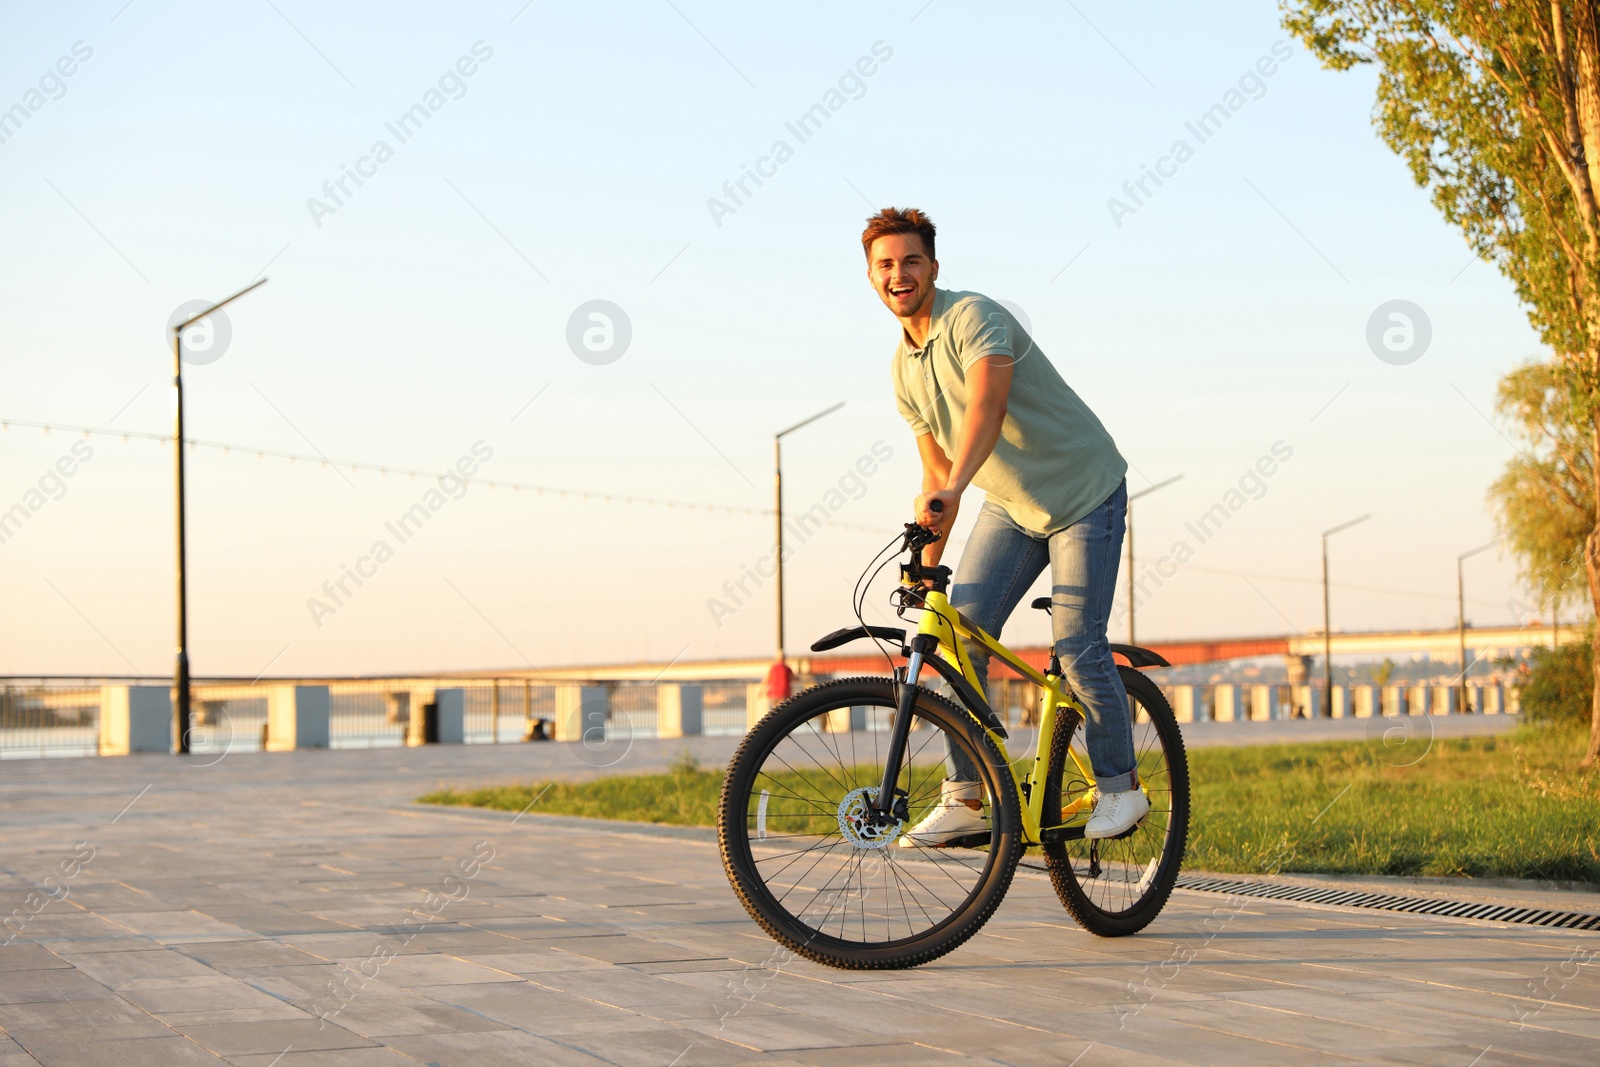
left=0, top=736, right=1594, bottom=1066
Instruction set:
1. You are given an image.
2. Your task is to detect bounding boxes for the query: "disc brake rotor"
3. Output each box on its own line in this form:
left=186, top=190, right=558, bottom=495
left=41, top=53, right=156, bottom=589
left=836, top=785, right=901, bottom=850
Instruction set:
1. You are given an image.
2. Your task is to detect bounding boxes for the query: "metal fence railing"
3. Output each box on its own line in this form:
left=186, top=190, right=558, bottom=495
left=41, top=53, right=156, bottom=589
left=189, top=685, right=269, bottom=755
left=464, top=681, right=560, bottom=743
left=701, top=681, right=750, bottom=736
left=326, top=683, right=407, bottom=749
left=607, top=683, right=659, bottom=739
left=0, top=683, right=100, bottom=758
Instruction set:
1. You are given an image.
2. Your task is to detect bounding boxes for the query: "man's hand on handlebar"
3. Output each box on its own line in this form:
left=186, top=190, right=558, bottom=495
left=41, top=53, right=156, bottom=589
left=915, top=489, right=960, bottom=536
left=905, top=491, right=957, bottom=582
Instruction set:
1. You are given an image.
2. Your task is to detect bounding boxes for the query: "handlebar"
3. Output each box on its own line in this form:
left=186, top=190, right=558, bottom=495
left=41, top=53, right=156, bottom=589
left=898, top=498, right=950, bottom=593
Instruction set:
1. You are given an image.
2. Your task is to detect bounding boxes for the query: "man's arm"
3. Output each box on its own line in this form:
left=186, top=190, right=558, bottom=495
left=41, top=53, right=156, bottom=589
left=914, top=355, right=1013, bottom=552
left=914, top=432, right=953, bottom=567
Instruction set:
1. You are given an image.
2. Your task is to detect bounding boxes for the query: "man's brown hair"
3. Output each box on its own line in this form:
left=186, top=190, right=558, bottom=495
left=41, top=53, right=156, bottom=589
left=861, top=207, right=935, bottom=261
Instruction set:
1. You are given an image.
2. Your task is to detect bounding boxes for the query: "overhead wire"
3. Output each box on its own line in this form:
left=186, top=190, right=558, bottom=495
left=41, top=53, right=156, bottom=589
left=1179, top=564, right=1506, bottom=609
left=0, top=417, right=889, bottom=533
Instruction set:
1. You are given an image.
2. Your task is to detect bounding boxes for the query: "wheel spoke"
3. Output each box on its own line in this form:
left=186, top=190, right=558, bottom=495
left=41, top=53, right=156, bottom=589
left=773, top=836, right=855, bottom=911
left=775, top=732, right=855, bottom=796
left=764, top=838, right=851, bottom=895
left=884, top=849, right=963, bottom=915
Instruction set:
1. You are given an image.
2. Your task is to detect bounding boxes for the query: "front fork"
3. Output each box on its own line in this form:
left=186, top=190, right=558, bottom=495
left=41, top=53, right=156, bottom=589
left=871, top=634, right=936, bottom=815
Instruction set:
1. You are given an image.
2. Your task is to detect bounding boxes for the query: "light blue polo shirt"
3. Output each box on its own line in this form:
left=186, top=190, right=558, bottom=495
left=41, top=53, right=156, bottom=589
left=892, top=288, right=1127, bottom=535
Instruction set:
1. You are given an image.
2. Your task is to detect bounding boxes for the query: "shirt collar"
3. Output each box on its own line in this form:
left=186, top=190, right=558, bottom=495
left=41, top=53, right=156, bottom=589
left=900, top=288, right=948, bottom=358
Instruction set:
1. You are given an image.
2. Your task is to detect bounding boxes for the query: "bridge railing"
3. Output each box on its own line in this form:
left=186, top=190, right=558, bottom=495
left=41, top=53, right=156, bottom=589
left=0, top=675, right=1522, bottom=758
left=1160, top=682, right=1516, bottom=722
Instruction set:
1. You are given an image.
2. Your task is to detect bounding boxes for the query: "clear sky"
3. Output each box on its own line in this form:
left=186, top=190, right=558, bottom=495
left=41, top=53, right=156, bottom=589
left=0, top=1, right=1561, bottom=678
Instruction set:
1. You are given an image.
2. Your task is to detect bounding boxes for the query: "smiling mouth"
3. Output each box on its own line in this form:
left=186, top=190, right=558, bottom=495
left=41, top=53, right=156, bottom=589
left=889, top=284, right=915, bottom=299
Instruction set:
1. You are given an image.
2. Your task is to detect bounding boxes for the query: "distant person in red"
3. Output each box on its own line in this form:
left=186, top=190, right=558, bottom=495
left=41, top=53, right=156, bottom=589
left=764, top=660, right=794, bottom=702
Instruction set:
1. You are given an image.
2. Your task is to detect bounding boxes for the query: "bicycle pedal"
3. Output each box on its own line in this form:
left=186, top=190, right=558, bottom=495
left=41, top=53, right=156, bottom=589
left=937, top=832, right=991, bottom=849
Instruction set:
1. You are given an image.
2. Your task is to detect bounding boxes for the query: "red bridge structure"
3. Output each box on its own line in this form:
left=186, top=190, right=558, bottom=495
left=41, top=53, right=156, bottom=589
left=516, top=626, right=1567, bottom=684
left=804, top=636, right=1292, bottom=680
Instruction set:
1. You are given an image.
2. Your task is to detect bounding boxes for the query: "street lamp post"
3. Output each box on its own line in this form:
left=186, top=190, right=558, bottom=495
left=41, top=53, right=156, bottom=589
left=1321, top=514, right=1370, bottom=719
left=1457, top=538, right=1499, bottom=713
left=170, top=278, right=268, bottom=754
left=1125, top=474, right=1183, bottom=645
left=774, top=402, right=845, bottom=664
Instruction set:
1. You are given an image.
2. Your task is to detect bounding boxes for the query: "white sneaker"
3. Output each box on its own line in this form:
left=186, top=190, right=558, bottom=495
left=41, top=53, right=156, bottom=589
left=1084, top=788, right=1150, bottom=840
left=896, top=780, right=988, bottom=848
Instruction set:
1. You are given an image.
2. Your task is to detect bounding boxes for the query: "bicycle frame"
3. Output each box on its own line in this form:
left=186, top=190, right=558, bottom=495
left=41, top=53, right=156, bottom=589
left=903, top=587, right=1098, bottom=847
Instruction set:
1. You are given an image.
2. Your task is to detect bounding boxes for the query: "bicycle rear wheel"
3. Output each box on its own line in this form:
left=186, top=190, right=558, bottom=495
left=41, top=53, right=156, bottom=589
left=717, top=677, right=1022, bottom=969
left=1042, top=665, right=1188, bottom=936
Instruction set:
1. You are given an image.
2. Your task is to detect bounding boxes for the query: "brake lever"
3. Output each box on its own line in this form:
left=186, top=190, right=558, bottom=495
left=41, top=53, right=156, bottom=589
left=903, top=498, right=945, bottom=551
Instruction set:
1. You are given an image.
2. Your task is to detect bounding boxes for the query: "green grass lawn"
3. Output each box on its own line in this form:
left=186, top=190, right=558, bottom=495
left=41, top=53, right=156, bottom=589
left=419, top=726, right=1600, bottom=883
left=1184, top=725, right=1599, bottom=882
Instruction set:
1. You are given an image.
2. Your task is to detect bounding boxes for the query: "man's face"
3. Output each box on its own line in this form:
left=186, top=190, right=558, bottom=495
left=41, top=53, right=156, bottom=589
left=868, top=233, right=938, bottom=320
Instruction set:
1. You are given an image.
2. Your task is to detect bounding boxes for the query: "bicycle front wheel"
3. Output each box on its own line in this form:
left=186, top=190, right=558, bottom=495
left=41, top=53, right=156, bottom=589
left=1042, top=665, right=1189, bottom=937
left=717, top=677, right=1022, bottom=969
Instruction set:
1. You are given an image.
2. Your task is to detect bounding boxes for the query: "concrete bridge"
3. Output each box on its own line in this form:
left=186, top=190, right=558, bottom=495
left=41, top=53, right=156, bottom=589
left=494, top=623, right=1574, bottom=682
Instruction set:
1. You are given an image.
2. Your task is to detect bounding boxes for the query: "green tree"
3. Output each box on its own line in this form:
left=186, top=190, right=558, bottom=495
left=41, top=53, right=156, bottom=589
left=1519, top=626, right=1596, bottom=725
left=1488, top=359, right=1593, bottom=608
left=1283, top=0, right=1600, bottom=766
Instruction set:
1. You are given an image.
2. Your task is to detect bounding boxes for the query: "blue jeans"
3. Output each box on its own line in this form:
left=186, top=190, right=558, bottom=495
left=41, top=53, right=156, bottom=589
left=942, top=482, right=1136, bottom=793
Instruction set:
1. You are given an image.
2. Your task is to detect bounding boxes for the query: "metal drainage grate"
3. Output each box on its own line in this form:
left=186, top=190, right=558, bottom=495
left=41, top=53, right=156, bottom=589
left=1174, top=874, right=1600, bottom=930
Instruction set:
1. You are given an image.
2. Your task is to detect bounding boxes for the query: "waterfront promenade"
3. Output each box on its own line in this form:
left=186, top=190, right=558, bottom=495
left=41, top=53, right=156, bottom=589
left=0, top=730, right=1594, bottom=1065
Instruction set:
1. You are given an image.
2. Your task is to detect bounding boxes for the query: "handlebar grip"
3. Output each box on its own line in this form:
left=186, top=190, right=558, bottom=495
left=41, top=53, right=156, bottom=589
left=929, top=499, right=944, bottom=513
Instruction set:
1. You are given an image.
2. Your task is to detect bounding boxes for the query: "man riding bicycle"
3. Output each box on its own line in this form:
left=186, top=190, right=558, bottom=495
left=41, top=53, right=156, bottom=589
left=862, top=207, right=1147, bottom=846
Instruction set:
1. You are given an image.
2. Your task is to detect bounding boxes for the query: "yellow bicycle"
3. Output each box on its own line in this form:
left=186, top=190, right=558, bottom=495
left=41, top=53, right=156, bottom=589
left=717, top=512, right=1189, bottom=969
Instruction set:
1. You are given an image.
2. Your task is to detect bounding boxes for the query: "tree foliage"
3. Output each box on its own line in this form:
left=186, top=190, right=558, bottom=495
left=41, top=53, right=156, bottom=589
left=1283, top=1, right=1600, bottom=381
left=1283, top=1, right=1600, bottom=765
left=1488, top=359, right=1595, bottom=601
left=1518, top=626, right=1596, bottom=724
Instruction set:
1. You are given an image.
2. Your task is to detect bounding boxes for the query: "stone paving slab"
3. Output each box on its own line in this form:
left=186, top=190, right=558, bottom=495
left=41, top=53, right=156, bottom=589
left=0, top=739, right=1594, bottom=1065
